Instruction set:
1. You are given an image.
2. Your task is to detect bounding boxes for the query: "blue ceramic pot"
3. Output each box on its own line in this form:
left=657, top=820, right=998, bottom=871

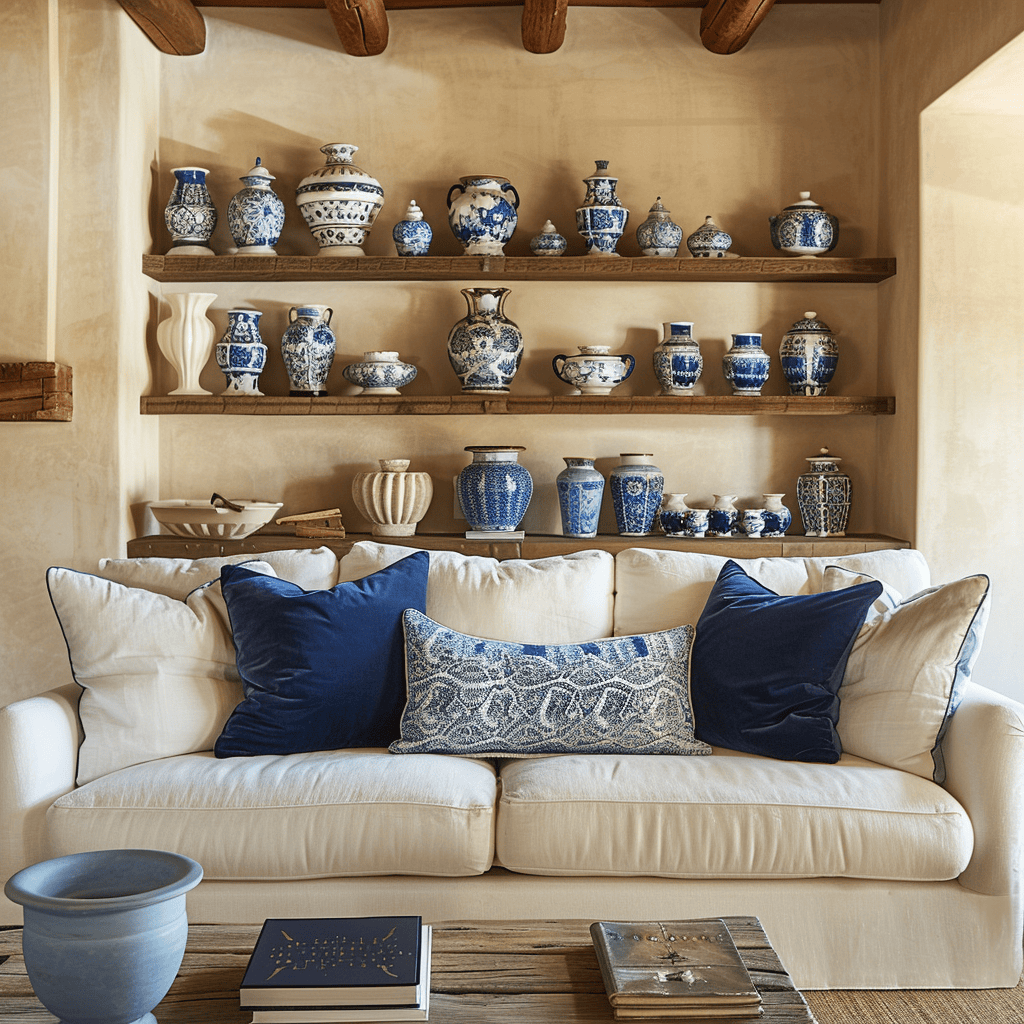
left=447, top=288, right=523, bottom=393
left=609, top=454, right=664, bottom=536
left=556, top=457, right=604, bottom=538
left=686, top=215, right=732, bottom=258
left=653, top=321, right=703, bottom=395
left=447, top=176, right=519, bottom=256
left=281, top=304, right=335, bottom=396
left=779, top=311, right=839, bottom=396
left=722, top=333, right=770, bottom=396
left=342, top=351, right=417, bottom=395
left=4, top=848, right=202, bottom=1024
left=215, top=309, right=267, bottom=396
left=457, top=446, right=532, bottom=532
left=226, top=158, right=285, bottom=255
left=769, top=191, right=839, bottom=256
left=762, top=493, right=793, bottom=537
left=635, top=198, right=683, bottom=257
left=530, top=221, right=567, bottom=256
left=164, top=167, right=217, bottom=255
left=393, top=200, right=432, bottom=256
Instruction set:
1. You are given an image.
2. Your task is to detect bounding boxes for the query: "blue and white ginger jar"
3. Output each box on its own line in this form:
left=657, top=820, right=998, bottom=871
left=653, top=321, right=703, bottom=395
left=281, top=304, right=335, bottom=396
left=556, top=457, right=605, bottom=538
left=552, top=346, right=635, bottom=396
left=576, top=160, right=629, bottom=257
left=215, top=309, right=267, bottom=396
left=761, top=493, right=792, bottom=537
left=342, top=351, right=418, bottom=395
left=686, top=215, right=732, bottom=258
left=447, top=287, right=524, bottom=393
left=609, top=454, right=664, bottom=536
left=226, top=157, right=285, bottom=255
left=769, top=191, right=839, bottom=257
left=530, top=220, right=567, bottom=256
left=165, top=166, right=217, bottom=255
left=393, top=199, right=432, bottom=256
left=457, top=446, right=533, bottom=533
left=447, top=176, right=520, bottom=256
left=779, top=310, right=839, bottom=396
left=635, top=197, right=683, bottom=257
left=723, top=332, right=771, bottom=395
left=797, top=448, right=851, bottom=536
left=658, top=493, right=691, bottom=536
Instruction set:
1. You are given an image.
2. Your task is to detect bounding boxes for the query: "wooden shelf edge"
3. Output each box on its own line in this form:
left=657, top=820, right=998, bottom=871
left=1, top=362, right=73, bottom=422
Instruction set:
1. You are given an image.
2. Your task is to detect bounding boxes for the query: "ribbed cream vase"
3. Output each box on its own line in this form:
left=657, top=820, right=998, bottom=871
left=352, top=460, right=434, bottom=536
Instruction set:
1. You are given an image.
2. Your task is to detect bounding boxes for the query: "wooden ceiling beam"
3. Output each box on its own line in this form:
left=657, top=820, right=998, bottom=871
left=325, top=0, right=390, bottom=54
left=700, top=0, right=776, bottom=53
left=116, top=0, right=206, bottom=55
left=522, top=0, right=568, bottom=53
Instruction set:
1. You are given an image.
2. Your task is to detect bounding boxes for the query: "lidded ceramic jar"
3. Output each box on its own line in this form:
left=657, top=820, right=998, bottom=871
left=446, top=176, right=520, bottom=256
left=352, top=459, right=434, bottom=536
left=457, top=446, right=533, bottom=533
left=392, top=200, right=432, bottom=256
left=227, top=157, right=285, bottom=255
left=609, top=454, right=664, bottom=536
left=722, top=333, right=770, bottom=395
left=779, top=310, right=840, bottom=396
left=797, top=448, right=851, bottom=536
left=342, top=351, right=417, bottom=395
left=295, top=143, right=384, bottom=256
left=552, top=346, right=635, bottom=396
left=686, top=215, right=732, bottom=258
left=769, top=191, right=839, bottom=257
left=576, top=160, right=629, bottom=257
left=556, top=457, right=605, bottom=538
left=530, top=220, right=567, bottom=256
left=653, top=321, right=703, bottom=395
left=635, top=197, right=683, bottom=257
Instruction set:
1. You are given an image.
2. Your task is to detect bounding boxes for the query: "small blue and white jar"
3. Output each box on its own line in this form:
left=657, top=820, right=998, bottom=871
left=215, top=309, right=267, bottom=396
left=447, top=176, right=520, bottom=256
left=530, top=220, right=567, bottom=256
left=769, top=191, right=839, bottom=257
left=654, top=321, right=703, bottom=395
left=762, top=493, right=792, bottom=537
left=797, top=448, right=851, bottom=536
left=658, top=494, right=691, bottom=537
left=393, top=200, right=432, bottom=256
left=635, top=197, right=683, bottom=257
left=556, top=457, right=604, bottom=538
left=742, top=508, right=767, bottom=538
left=457, top=446, right=533, bottom=533
left=165, top=166, right=217, bottom=255
left=576, top=160, right=629, bottom=257
left=708, top=493, right=739, bottom=537
left=780, top=310, right=839, bottom=396
left=342, top=351, right=418, bottom=395
left=226, top=158, right=285, bottom=255
left=609, top=454, right=664, bottom=536
left=723, top=333, right=771, bottom=396
left=686, top=215, right=732, bottom=258
left=684, top=508, right=710, bottom=538
left=280, top=304, right=335, bottom=396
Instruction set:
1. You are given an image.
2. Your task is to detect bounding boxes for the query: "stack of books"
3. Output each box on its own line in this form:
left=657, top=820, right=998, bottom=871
left=590, top=919, right=763, bottom=1020
left=240, top=915, right=432, bottom=1023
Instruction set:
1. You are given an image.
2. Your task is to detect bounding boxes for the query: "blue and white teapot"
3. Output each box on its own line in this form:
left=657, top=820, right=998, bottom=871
left=769, top=191, right=839, bottom=257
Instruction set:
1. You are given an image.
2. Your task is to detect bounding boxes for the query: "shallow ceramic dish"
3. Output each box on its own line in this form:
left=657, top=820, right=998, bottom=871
left=149, top=499, right=283, bottom=539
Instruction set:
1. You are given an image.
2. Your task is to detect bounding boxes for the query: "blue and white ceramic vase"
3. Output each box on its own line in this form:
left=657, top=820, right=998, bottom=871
left=165, top=166, right=217, bottom=255
left=556, top=457, right=605, bottom=538
left=530, top=220, right=567, bottom=256
left=723, top=333, right=771, bottom=395
left=708, top=493, right=740, bottom=536
left=216, top=309, right=267, bottom=395
left=552, top=346, right=635, bottom=396
left=635, top=197, right=683, bottom=257
left=4, top=849, right=202, bottom=1024
left=342, top=351, right=418, bottom=395
left=780, top=310, right=839, bottom=396
left=658, top=493, right=691, bottom=536
left=457, top=446, right=533, bottom=533
left=226, top=157, right=285, bottom=255
left=686, top=215, right=733, bottom=258
left=762, top=493, right=792, bottom=537
left=797, top=448, right=851, bottom=536
left=769, top=191, right=839, bottom=257
left=447, top=287, right=524, bottom=393
left=576, top=160, right=629, bottom=257
left=295, top=143, right=384, bottom=256
left=281, top=304, right=335, bottom=396
left=393, top=199, right=432, bottom=256
left=653, top=321, right=703, bottom=395
left=447, top=176, right=520, bottom=256
left=609, top=453, right=664, bottom=536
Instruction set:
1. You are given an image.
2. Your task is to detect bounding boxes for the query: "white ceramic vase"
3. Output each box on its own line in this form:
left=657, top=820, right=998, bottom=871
left=352, top=459, right=434, bottom=536
left=155, top=291, right=218, bottom=395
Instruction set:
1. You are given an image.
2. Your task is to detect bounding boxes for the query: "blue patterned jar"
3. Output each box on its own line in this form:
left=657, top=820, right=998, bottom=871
left=226, top=158, right=285, bottom=255
left=708, top=493, right=739, bottom=537
left=280, top=305, right=335, bottom=396
left=576, top=160, right=629, bottom=257
left=797, top=448, right=851, bottom=536
left=780, top=310, right=839, bottom=396
left=635, top=197, right=683, bottom=257
left=165, top=167, right=217, bottom=255
left=447, top=176, right=520, bottom=256
left=457, top=446, right=533, bottom=533
left=722, top=333, right=771, bottom=395
left=342, top=351, right=418, bottom=395
left=761, top=493, right=793, bottom=537
left=447, top=287, right=524, bottom=393
left=215, top=309, right=267, bottom=396
left=609, top=454, right=664, bottom=536
left=769, top=191, right=839, bottom=257
left=392, top=199, right=432, bottom=256
left=653, top=321, right=703, bottom=395
left=556, top=457, right=605, bottom=538
left=530, top=220, right=567, bottom=256
left=686, top=215, right=732, bottom=258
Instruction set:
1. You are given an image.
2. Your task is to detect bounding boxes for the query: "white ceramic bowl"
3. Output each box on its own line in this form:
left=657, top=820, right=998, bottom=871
left=149, top=499, right=283, bottom=539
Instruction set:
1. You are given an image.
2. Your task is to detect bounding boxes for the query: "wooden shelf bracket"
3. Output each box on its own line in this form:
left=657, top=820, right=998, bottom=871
left=522, top=0, right=569, bottom=53
left=325, top=0, right=390, bottom=56
left=116, top=0, right=207, bottom=56
left=700, top=0, right=777, bottom=54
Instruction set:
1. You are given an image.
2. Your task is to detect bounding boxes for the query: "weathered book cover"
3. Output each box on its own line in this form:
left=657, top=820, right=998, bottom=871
left=590, top=920, right=762, bottom=1013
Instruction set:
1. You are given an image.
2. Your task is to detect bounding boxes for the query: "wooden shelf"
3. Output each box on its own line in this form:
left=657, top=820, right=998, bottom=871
left=140, top=393, right=895, bottom=416
left=142, top=254, right=896, bottom=284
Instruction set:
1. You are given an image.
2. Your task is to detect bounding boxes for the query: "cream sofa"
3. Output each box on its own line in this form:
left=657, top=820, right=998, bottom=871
left=1, top=542, right=1022, bottom=991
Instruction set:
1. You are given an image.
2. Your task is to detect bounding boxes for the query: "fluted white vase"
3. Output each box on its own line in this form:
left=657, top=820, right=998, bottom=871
left=156, top=292, right=217, bottom=395
left=352, top=459, right=434, bottom=536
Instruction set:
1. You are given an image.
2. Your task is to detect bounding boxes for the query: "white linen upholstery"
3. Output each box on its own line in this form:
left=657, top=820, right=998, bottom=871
left=494, top=752, right=972, bottom=880
left=48, top=750, right=498, bottom=879
left=338, top=541, right=615, bottom=642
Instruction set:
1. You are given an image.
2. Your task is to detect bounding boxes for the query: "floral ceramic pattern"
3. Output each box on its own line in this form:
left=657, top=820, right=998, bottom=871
left=280, top=305, right=335, bottom=396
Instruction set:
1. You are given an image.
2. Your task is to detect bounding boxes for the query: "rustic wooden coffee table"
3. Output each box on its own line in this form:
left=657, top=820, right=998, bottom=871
left=0, top=916, right=816, bottom=1023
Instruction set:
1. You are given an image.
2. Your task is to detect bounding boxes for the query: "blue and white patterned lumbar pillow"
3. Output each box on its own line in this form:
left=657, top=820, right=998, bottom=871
left=390, top=609, right=710, bottom=757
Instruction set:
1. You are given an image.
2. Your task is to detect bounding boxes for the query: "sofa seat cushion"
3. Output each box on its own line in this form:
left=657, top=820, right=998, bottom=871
left=48, top=750, right=497, bottom=879
left=494, top=753, right=972, bottom=881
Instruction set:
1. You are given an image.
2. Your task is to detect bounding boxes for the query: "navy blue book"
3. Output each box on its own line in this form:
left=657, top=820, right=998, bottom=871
left=240, top=916, right=424, bottom=1009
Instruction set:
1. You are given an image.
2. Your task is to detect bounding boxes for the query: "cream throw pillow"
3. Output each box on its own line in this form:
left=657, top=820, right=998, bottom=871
left=823, top=565, right=990, bottom=781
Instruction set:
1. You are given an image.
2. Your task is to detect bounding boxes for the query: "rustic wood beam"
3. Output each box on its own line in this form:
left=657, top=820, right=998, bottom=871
left=700, top=0, right=776, bottom=54
left=522, top=0, right=568, bottom=53
left=116, top=0, right=206, bottom=56
left=325, top=0, right=389, bottom=55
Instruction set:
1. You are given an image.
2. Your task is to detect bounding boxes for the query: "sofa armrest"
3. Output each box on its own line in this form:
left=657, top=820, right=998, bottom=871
left=941, top=681, right=1024, bottom=897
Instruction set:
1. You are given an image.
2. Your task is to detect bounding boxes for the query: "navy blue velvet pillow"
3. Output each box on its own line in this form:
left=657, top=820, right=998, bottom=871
left=214, top=551, right=429, bottom=757
left=690, top=560, right=882, bottom=762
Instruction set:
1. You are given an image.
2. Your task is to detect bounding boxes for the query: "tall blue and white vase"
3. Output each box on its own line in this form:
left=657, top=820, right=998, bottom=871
left=797, top=448, right=851, bottom=536
left=556, top=457, right=605, bottom=538
left=447, top=287, right=524, bottom=393
left=457, top=446, right=533, bottom=533
left=165, top=166, right=217, bottom=255
left=447, top=176, right=520, bottom=256
left=609, top=454, right=664, bottom=536
left=653, top=321, right=703, bottom=395
left=215, top=309, right=267, bottom=396
left=762, top=493, right=793, bottom=537
left=576, top=160, right=629, bottom=257
left=635, top=197, right=683, bottom=257
left=281, top=304, right=335, bottom=396
left=226, top=157, right=285, bottom=255
left=779, top=310, right=840, bottom=396
left=723, top=333, right=771, bottom=395
left=393, top=199, right=432, bottom=256
left=708, top=493, right=740, bottom=537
